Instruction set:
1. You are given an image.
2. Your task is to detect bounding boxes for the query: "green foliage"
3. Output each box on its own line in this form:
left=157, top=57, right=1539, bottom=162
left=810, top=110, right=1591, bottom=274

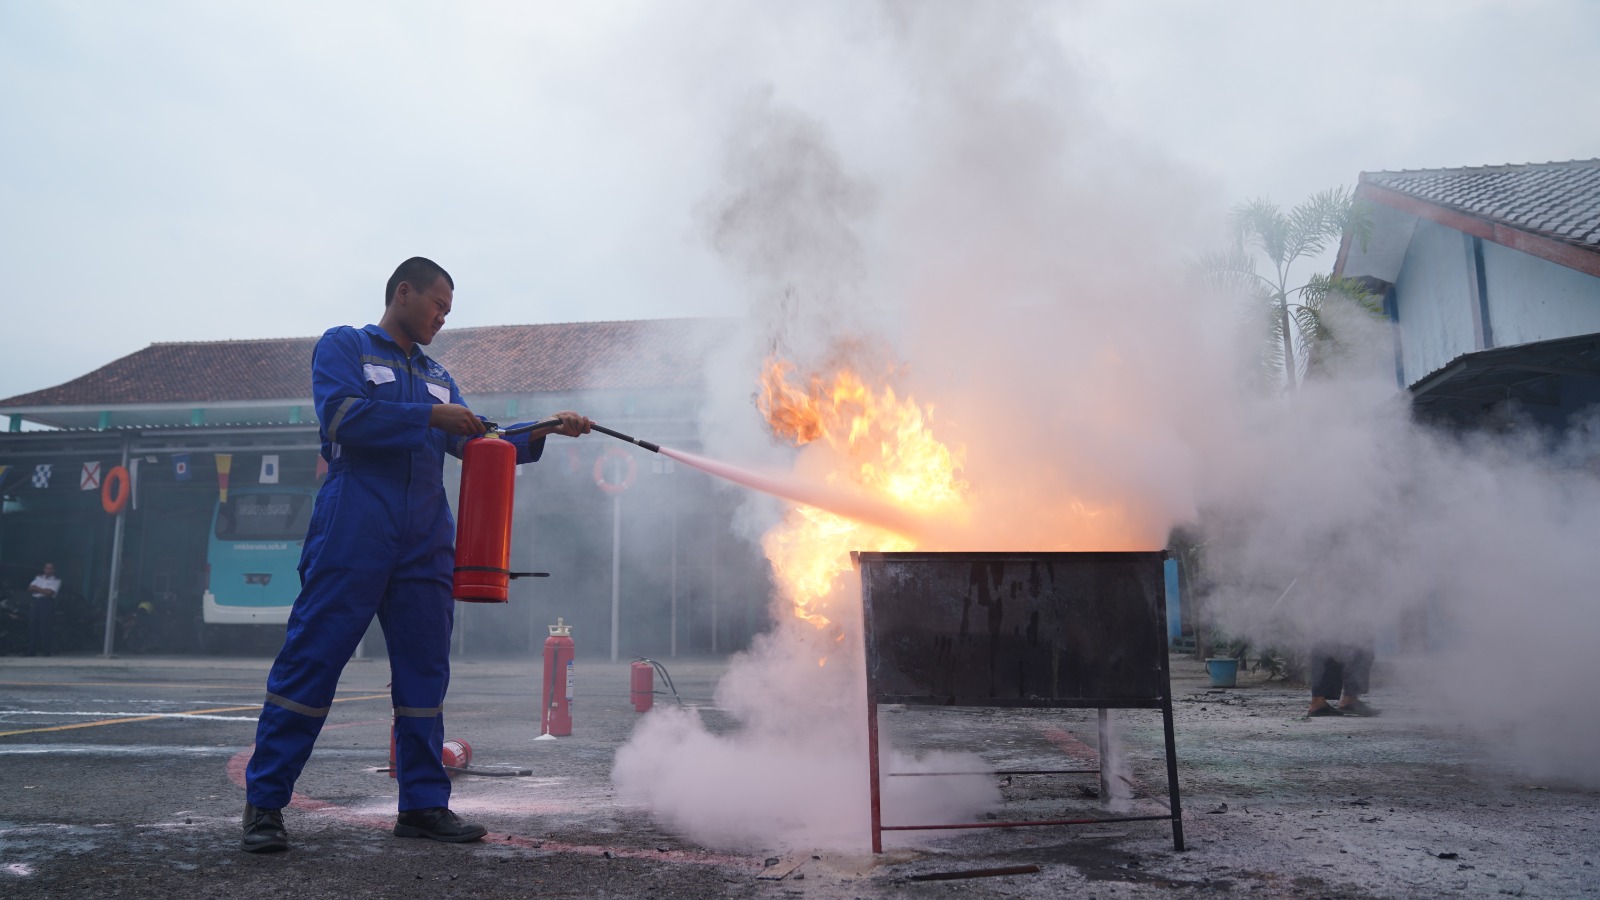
left=1208, top=628, right=1250, bottom=663
left=1252, top=646, right=1303, bottom=682
left=1195, top=186, right=1382, bottom=393
left=1206, top=634, right=1304, bottom=683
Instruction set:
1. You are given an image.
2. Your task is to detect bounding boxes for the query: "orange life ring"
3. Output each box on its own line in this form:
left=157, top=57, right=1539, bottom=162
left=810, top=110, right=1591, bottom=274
left=594, top=447, right=637, bottom=495
left=101, top=465, right=131, bottom=515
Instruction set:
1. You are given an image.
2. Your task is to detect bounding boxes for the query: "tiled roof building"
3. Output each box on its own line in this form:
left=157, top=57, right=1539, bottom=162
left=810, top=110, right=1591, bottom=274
left=1341, top=159, right=1600, bottom=285
left=1, top=318, right=731, bottom=430
left=0, top=315, right=765, bottom=658
left=1364, top=160, right=1600, bottom=250
left=1335, top=159, right=1600, bottom=427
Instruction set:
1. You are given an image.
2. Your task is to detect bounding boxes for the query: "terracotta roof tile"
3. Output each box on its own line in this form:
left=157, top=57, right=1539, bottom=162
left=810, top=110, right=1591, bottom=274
left=1, top=318, right=732, bottom=408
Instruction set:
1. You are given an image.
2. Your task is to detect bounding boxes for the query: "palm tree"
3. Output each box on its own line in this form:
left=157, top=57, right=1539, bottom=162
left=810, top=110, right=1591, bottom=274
left=1198, top=187, right=1379, bottom=392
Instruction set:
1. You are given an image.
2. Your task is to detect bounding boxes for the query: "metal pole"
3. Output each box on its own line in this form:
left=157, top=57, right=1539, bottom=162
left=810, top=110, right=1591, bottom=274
left=669, top=467, right=678, bottom=659
left=864, top=582, right=883, bottom=854
left=610, top=491, right=621, bottom=664
left=710, top=527, right=719, bottom=655
left=101, top=440, right=130, bottom=657
left=1096, top=708, right=1112, bottom=808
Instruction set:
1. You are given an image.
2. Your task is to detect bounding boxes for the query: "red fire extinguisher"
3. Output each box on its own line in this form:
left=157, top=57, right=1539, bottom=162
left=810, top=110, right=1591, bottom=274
left=630, top=661, right=654, bottom=713
left=441, top=739, right=472, bottom=771
left=453, top=433, right=516, bottom=603
left=540, top=618, right=574, bottom=737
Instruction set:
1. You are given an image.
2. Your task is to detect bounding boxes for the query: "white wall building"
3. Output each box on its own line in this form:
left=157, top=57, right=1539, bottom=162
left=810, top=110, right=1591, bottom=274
left=1335, top=159, right=1600, bottom=428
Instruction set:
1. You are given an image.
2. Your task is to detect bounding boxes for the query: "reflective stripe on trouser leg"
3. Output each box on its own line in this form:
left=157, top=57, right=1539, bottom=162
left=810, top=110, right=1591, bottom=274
left=246, top=557, right=388, bottom=810
left=380, top=576, right=455, bottom=811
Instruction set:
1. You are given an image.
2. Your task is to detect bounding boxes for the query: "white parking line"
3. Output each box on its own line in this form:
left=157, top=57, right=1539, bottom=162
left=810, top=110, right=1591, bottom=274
left=0, top=711, right=258, bottom=721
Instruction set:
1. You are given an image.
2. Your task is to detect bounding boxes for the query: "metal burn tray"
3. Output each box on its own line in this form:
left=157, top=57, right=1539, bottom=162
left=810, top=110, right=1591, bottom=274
left=856, top=550, right=1183, bottom=852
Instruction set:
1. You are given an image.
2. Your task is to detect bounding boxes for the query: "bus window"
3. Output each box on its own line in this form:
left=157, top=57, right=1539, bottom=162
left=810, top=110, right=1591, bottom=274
left=215, top=493, right=315, bottom=542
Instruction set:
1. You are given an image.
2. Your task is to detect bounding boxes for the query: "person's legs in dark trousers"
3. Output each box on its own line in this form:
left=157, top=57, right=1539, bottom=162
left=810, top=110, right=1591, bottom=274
left=1335, top=643, right=1379, bottom=715
left=1308, top=645, right=1344, bottom=714
left=27, top=597, right=50, bottom=656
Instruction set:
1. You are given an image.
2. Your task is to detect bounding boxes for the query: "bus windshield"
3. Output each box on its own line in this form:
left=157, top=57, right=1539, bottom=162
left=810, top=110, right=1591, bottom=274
left=215, top=493, right=315, bottom=541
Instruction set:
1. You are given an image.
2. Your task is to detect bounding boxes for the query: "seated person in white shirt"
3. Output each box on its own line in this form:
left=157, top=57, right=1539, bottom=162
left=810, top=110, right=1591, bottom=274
left=26, top=562, right=60, bottom=656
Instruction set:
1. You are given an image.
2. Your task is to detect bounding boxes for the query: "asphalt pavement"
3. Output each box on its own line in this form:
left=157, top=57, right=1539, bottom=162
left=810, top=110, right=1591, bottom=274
left=0, top=651, right=1595, bottom=898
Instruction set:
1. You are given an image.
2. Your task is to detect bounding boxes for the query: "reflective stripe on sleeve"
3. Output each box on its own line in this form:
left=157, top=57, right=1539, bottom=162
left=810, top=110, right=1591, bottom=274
left=326, top=396, right=357, bottom=442
left=393, top=706, right=443, bottom=718
left=265, top=692, right=331, bottom=718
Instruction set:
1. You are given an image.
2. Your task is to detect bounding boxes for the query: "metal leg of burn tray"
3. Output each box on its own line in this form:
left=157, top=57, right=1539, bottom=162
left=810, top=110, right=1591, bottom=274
left=867, top=700, right=1184, bottom=853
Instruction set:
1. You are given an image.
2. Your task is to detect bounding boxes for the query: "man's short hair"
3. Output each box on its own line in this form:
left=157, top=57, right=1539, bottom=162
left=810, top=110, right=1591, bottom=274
left=385, top=257, right=454, bottom=306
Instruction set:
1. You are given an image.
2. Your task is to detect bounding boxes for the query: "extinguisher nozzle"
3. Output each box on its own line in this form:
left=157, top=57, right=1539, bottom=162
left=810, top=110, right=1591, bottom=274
left=591, top=424, right=660, bottom=453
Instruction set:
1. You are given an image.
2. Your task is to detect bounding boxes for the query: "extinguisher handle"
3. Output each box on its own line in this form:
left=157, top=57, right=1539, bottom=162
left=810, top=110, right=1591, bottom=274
left=493, top=417, right=566, bottom=438
left=509, top=572, right=549, bottom=579
left=490, top=418, right=663, bottom=454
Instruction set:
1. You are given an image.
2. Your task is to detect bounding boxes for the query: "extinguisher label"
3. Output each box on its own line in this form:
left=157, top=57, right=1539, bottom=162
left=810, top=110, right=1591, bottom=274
left=566, top=660, right=574, bottom=704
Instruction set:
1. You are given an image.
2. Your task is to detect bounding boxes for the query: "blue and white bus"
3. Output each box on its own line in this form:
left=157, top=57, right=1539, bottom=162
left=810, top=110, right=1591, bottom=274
left=201, top=487, right=315, bottom=624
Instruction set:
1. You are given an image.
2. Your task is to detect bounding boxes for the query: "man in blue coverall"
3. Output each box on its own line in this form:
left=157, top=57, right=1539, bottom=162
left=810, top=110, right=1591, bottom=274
left=241, top=257, right=591, bottom=853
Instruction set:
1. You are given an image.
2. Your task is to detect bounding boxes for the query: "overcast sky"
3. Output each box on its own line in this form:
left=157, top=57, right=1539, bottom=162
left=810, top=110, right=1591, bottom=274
left=2, top=0, right=1597, bottom=411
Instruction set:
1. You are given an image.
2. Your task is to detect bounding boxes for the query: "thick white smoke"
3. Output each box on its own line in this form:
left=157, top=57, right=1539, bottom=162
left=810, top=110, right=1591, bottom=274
left=613, top=68, right=1005, bottom=852
left=614, top=0, right=1600, bottom=856
left=1200, top=357, right=1600, bottom=787
left=614, top=1, right=1226, bottom=851
left=613, top=595, right=997, bottom=849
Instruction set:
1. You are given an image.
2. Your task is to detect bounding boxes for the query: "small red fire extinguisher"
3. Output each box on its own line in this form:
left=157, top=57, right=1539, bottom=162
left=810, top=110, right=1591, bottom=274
left=630, top=661, right=654, bottom=713
left=453, top=433, right=516, bottom=603
left=441, top=739, right=472, bottom=771
left=540, top=618, right=574, bottom=737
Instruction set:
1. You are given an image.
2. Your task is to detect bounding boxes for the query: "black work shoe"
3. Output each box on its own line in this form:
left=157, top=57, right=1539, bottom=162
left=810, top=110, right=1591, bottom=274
left=393, top=807, right=487, bottom=843
left=241, top=803, right=288, bottom=853
left=1338, top=699, right=1382, bottom=717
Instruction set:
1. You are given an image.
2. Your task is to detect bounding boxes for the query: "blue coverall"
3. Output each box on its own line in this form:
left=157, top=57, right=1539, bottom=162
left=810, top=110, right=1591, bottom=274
left=246, top=323, right=544, bottom=811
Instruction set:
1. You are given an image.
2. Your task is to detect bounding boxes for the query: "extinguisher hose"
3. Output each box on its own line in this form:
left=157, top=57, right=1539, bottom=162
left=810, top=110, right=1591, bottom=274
left=635, top=657, right=684, bottom=706
left=589, top=424, right=661, bottom=453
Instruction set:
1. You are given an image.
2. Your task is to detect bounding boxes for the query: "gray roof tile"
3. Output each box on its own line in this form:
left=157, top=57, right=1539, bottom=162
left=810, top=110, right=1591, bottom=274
left=1363, top=160, right=1600, bottom=255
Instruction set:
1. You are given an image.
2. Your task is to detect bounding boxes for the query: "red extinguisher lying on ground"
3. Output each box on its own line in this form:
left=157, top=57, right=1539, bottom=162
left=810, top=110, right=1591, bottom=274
left=389, top=724, right=472, bottom=778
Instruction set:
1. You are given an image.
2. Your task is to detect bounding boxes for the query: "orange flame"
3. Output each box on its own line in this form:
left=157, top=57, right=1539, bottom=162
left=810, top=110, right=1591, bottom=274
left=757, top=358, right=968, bottom=628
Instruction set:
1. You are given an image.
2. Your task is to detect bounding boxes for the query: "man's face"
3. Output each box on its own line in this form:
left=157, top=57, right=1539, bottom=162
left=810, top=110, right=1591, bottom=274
left=397, top=276, right=453, bottom=346
left=42, top=564, right=55, bottom=577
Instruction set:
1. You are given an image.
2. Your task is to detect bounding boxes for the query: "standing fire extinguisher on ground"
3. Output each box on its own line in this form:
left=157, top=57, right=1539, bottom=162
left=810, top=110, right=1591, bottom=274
left=540, top=618, right=574, bottom=737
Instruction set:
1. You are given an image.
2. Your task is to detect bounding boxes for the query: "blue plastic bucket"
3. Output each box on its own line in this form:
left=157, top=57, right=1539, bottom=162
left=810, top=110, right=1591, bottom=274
left=1205, top=657, right=1239, bottom=688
